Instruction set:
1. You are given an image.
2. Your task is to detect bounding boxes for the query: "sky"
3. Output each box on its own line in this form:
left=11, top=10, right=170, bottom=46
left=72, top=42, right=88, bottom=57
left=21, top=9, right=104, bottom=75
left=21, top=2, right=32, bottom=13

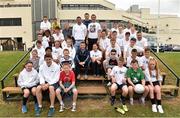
left=107, top=0, right=180, bottom=16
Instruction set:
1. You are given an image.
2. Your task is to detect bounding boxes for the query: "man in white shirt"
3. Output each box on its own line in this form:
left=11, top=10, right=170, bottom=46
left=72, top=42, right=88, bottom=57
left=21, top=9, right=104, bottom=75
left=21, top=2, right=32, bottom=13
left=90, top=43, right=102, bottom=77
left=72, top=16, right=87, bottom=51
left=98, top=29, right=110, bottom=53
left=136, top=31, right=148, bottom=49
left=123, top=21, right=133, bottom=35
left=106, top=37, right=121, bottom=58
left=124, top=38, right=144, bottom=60
left=36, top=54, right=60, bottom=117
left=40, top=16, right=51, bottom=32
left=52, top=26, right=64, bottom=42
left=111, top=23, right=119, bottom=35
left=88, top=14, right=101, bottom=50
left=140, top=48, right=153, bottom=70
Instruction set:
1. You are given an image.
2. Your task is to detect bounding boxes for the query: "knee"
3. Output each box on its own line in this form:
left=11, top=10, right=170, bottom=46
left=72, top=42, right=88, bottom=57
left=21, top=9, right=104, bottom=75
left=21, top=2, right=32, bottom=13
left=31, top=88, right=37, bottom=95
left=55, top=89, right=61, bottom=95
left=49, top=86, right=55, bottom=92
left=23, top=89, right=30, bottom=97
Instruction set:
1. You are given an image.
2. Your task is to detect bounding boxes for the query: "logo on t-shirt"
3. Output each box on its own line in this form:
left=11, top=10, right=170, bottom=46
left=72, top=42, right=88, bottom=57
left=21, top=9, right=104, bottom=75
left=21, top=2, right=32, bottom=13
left=90, top=24, right=96, bottom=33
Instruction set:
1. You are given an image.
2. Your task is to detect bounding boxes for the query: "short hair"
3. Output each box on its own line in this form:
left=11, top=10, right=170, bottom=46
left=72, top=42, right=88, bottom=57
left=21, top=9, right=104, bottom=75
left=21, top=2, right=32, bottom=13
left=44, top=53, right=52, bottom=59
left=91, top=14, right=96, bottom=17
left=101, top=29, right=107, bottom=33
left=130, top=37, right=136, bottom=42
left=32, top=49, right=38, bottom=54
left=25, top=60, right=33, bottom=65
left=111, top=49, right=117, bottom=53
left=131, top=48, right=137, bottom=53
left=36, top=40, right=42, bottom=45
left=80, top=41, right=86, bottom=45
left=53, top=18, right=57, bottom=20
left=84, top=13, right=89, bottom=15
left=63, top=48, right=69, bottom=53
left=137, top=31, right=142, bottom=34
left=125, top=32, right=130, bottom=36
left=131, top=59, right=138, bottom=64
left=145, top=48, right=151, bottom=52
left=45, top=47, right=52, bottom=52
left=112, top=31, right=117, bottom=34
left=77, top=16, right=81, bottom=19
left=43, top=16, right=48, bottom=18
left=119, top=57, right=124, bottom=62
left=55, top=26, right=60, bottom=30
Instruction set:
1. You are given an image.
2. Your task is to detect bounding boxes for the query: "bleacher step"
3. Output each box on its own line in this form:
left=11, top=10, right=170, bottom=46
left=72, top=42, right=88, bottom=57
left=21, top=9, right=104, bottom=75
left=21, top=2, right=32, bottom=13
left=77, top=75, right=104, bottom=81
left=77, top=86, right=107, bottom=95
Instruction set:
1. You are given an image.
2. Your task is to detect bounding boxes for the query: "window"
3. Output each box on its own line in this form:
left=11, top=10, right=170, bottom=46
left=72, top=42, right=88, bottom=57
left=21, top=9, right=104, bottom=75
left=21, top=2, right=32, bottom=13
left=0, top=18, right=22, bottom=26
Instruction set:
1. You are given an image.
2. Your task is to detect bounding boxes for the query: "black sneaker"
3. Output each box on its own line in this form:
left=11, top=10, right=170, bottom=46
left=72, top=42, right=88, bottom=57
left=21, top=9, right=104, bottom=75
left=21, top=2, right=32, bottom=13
left=35, top=107, right=42, bottom=117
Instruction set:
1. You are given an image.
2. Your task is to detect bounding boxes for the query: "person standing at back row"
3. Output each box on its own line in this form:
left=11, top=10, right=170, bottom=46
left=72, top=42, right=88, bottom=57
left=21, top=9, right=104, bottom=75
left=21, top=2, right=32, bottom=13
left=83, top=13, right=91, bottom=28
left=87, top=14, right=101, bottom=50
left=72, top=16, right=87, bottom=51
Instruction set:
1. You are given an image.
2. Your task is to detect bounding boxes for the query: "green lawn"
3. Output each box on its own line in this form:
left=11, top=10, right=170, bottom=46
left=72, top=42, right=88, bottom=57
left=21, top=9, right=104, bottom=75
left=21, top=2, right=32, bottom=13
left=0, top=51, right=28, bottom=89
left=0, top=51, right=180, bottom=117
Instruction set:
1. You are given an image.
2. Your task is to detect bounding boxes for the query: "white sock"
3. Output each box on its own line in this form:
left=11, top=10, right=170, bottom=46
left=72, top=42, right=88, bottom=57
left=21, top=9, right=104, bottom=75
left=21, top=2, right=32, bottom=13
left=72, top=102, right=76, bottom=106
left=39, top=105, right=42, bottom=108
left=50, top=106, right=54, bottom=108
left=60, top=101, right=64, bottom=105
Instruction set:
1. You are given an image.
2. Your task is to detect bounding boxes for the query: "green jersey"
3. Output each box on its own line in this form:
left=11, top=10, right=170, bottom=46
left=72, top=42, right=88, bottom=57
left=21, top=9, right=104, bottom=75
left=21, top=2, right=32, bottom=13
left=126, top=68, right=144, bottom=84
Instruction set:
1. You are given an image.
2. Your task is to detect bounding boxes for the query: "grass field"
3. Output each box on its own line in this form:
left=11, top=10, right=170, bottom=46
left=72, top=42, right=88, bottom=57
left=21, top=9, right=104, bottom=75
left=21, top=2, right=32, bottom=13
left=0, top=51, right=180, bottom=117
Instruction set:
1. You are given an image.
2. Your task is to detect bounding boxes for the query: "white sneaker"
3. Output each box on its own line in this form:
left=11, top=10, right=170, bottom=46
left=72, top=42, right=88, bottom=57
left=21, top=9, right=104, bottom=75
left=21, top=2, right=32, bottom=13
left=152, top=104, right=157, bottom=112
left=157, top=105, right=164, bottom=113
left=71, top=104, right=76, bottom=112
left=140, top=97, right=145, bottom=104
left=59, top=104, right=64, bottom=112
left=77, top=74, right=81, bottom=79
left=130, top=98, right=134, bottom=105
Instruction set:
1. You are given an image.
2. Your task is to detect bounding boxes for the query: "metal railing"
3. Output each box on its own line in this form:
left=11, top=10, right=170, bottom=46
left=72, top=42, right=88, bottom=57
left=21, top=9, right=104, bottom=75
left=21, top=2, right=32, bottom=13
left=0, top=46, right=34, bottom=89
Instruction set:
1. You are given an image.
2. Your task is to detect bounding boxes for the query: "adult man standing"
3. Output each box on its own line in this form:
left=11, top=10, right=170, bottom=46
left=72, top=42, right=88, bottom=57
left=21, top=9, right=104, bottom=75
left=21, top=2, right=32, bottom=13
left=87, top=14, right=101, bottom=50
left=72, top=16, right=87, bottom=50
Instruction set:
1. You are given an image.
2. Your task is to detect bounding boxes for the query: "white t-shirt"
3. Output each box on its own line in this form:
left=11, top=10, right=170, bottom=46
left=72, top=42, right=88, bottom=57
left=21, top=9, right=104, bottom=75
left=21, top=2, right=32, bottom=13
left=88, top=22, right=101, bottom=39
left=117, top=31, right=125, bottom=39
left=52, top=33, right=64, bottom=41
left=52, top=47, right=63, bottom=59
left=126, top=56, right=142, bottom=68
left=144, top=69, right=162, bottom=82
left=40, top=21, right=51, bottom=30
left=39, top=62, right=60, bottom=85
left=106, top=44, right=121, bottom=58
left=99, top=37, right=110, bottom=50
left=90, top=50, right=102, bottom=58
left=72, top=23, right=87, bottom=40
left=136, top=37, right=148, bottom=48
left=110, top=66, right=127, bottom=85
left=31, top=46, right=45, bottom=59
left=42, top=36, right=49, bottom=49
left=117, top=38, right=123, bottom=47
left=140, top=56, right=153, bottom=70
left=111, top=28, right=119, bottom=34
left=124, top=45, right=144, bottom=58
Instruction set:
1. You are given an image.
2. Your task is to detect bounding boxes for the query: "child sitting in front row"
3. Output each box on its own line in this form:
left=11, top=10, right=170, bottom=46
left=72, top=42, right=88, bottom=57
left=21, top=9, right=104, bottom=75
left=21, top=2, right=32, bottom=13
left=17, top=61, right=39, bottom=114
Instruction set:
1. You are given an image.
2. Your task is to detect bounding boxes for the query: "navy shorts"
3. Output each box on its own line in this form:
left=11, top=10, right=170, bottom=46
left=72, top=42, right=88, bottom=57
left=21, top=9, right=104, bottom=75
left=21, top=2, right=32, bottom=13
left=115, top=83, right=127, bottom=90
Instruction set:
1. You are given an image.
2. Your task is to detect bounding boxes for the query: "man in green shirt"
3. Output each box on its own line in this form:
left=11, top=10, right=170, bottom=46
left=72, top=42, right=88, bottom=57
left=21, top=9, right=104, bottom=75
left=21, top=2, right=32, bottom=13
left=126, top=59, right=149, bottom=105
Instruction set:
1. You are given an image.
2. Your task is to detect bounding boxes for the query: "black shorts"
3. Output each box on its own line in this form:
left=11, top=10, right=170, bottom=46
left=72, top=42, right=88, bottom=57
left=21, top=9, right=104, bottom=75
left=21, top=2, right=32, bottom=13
left=49, top=82, right=59, bottom=90
left=115, top=83, right=127, bottom=90
left=152, top=81, right=160, bottom=86
left=21, top=85, right=37, bottom=91
left=145, top=81, right=150, bottom=86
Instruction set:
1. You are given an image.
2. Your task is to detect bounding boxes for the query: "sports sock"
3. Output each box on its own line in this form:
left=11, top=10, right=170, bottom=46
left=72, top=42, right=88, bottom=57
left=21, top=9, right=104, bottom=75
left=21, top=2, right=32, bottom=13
left=33, top=96, right=37, bottom=104
left=121, top=95, right=126, bottom=105
left=157, top=100, right=161, bottom=105
left=22, top=96, right=28, bottom=105
left=151, top=98, right=156, bottom=104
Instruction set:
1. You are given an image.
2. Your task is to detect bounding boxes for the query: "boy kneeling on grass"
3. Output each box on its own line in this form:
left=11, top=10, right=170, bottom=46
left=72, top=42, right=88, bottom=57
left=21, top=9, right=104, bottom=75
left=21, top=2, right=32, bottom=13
left=126, top=59, right=149, bottom=105
left=110, top=57, right=128, bottom=114
left=56, top=61, right=78, bottom=112
left=17, top=60, right=39, bottom=114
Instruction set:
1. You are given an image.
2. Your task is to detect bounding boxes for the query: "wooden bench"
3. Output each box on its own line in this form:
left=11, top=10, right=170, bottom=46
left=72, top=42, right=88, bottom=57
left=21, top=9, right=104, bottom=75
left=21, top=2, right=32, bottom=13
left=77, top=75, right=104, bottom=81
left=78, top=86, right=107, bottom=95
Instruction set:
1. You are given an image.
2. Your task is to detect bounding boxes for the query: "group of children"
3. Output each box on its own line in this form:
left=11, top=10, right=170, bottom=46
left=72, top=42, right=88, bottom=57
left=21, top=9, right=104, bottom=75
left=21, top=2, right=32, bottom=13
left=17, top=14, right=164, bottom=116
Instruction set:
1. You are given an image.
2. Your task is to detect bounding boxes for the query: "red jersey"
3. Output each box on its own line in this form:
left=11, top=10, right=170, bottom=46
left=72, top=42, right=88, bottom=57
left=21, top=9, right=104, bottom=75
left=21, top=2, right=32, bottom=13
left=59, top=70, right=75, bottom=84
